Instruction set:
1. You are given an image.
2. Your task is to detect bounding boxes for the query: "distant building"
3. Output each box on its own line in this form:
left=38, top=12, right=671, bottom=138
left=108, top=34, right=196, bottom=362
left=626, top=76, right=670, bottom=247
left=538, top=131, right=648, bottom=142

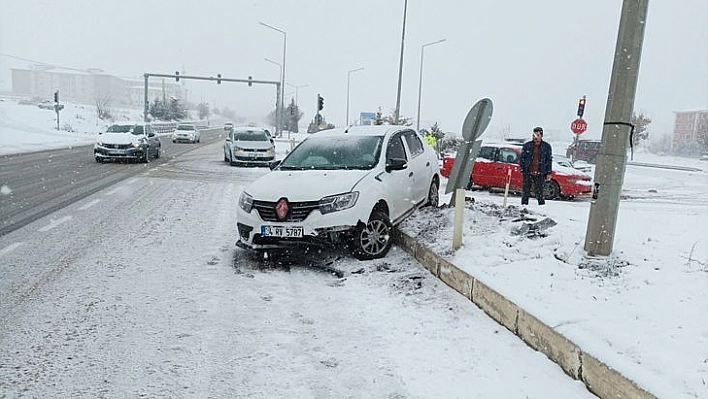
left=359, top=112, right=376, bottom=126
left=672, top=109, right=708, bottom=155
left=10, top=68, right=180, bottom=108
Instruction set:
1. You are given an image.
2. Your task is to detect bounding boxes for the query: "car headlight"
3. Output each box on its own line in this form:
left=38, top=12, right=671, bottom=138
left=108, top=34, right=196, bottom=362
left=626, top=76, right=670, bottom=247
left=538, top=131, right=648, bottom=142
left=239, top=192, right=254, bottom=213
left=319, top=192, right=359, bottom=215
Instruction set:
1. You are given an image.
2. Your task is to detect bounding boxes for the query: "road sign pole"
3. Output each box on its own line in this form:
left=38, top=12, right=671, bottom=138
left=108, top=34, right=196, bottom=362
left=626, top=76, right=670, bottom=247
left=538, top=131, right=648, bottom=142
left=584, top=0, right=649, bottom=257
left=446, top=98, right=493, bottom=206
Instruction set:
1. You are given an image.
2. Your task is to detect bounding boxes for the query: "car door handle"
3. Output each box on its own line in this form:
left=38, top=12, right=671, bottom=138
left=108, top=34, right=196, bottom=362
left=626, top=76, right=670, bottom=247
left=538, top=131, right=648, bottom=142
left=409, top=172, right=414, bottom=177
left=426, top=161, right=430, bottom=167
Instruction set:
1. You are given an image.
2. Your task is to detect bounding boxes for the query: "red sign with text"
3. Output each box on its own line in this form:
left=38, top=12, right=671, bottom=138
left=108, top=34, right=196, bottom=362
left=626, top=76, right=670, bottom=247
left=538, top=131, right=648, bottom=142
left=571, top=118, right=588, bottom=134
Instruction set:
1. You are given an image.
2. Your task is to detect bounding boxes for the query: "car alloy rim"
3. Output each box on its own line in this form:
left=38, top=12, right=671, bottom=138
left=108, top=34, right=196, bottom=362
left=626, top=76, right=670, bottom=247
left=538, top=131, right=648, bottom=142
left=360, top=219, right=390, bottom=256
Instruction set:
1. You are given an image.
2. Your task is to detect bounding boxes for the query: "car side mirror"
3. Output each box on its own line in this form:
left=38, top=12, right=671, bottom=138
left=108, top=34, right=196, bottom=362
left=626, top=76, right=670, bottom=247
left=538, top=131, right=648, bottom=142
left=385, top=158, right=407, bottom=172
left=269, top=160, right=282, bottom=170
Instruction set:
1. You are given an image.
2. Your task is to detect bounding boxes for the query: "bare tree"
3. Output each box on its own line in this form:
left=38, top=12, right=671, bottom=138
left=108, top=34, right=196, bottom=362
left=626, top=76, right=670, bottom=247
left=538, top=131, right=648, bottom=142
left=95, top=94, right=113, bottom=121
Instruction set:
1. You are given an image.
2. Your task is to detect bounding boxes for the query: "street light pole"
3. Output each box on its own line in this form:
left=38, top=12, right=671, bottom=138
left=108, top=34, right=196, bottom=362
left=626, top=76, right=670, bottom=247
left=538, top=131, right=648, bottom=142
left=260, top=22, right=286, bottom=137
left=394, top=0, right=408, bottom=125
left=416, top=39, right=446, bottom=132
left=346, top=67, right=364, bottom=126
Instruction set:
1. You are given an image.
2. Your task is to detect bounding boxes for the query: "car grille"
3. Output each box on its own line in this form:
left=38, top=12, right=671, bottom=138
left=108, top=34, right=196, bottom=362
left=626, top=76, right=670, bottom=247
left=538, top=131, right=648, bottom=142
left=101, top=143, right=133, bottom=150
left=253, top=200, right=320, bottom=222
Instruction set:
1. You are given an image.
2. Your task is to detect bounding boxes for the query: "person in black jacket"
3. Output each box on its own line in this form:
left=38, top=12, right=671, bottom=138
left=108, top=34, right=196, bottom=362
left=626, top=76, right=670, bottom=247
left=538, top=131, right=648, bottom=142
left=519, top=126, right=553, bottom=205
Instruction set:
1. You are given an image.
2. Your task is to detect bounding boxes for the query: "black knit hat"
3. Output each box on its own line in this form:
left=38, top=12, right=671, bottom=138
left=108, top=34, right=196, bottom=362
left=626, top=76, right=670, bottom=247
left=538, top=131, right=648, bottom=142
left=533, top=126, right=543, bottom=135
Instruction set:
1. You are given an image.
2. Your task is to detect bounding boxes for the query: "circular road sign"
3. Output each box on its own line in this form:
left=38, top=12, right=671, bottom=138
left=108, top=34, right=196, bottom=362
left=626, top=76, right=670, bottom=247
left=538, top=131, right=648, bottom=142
left=571, top=118, right=588, bottom=134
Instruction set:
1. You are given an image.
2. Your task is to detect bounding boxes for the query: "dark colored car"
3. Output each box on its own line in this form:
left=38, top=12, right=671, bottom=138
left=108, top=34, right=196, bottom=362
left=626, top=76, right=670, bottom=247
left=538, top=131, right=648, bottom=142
left=94, top=123, right=162, bottom=163
left=441, top=142, right=592, bottom=199
left=566, top=140, right=602, bottom=163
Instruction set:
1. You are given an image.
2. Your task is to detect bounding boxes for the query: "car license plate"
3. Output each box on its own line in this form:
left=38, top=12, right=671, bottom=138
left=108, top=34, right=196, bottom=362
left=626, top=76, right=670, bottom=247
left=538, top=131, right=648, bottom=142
left=249, top=152, right=258, bottom=158
left=261, top=225, right=304, bottom=238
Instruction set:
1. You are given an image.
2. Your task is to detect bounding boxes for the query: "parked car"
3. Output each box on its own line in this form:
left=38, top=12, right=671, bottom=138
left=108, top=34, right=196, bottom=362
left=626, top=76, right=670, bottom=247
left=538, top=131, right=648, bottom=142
left=554, top=153, right=592, bottom=173
left=94, top=123, right=161, bottom=163
left=171, top=123, right=201, bottom=143
left=236, top=125, right=441, bottom=260
left=223, top=126, right=276, bottom=166
left=566, top=139, right=602, bottom=163
left=440, top=142, right=592, bottom=199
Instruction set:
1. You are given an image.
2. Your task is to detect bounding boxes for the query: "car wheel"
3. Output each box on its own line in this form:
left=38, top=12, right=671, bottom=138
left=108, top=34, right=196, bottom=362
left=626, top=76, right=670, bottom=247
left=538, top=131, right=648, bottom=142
left=426, top=179, right=439, bottom=207
left=544, top=180, right=561, bottom=200
left=350, top=211, right=393, bottom=260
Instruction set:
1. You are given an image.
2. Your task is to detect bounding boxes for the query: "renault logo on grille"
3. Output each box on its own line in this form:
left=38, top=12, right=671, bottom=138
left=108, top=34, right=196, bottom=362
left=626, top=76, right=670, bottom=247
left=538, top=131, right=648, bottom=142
left=275, top=198, right=289, bottom=220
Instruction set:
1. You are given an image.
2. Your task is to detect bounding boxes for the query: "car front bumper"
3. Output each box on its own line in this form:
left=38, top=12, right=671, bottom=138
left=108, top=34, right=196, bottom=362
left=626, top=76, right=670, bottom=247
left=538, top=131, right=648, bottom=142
left=94, top=145, right=146, bottom=160
left=235, top=200, right=370, bottom=250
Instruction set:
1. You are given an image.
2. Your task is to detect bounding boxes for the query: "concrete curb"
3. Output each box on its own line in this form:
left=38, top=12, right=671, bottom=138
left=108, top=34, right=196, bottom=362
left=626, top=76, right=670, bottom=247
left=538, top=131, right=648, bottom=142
left=393, top=228, right=656, bottom=399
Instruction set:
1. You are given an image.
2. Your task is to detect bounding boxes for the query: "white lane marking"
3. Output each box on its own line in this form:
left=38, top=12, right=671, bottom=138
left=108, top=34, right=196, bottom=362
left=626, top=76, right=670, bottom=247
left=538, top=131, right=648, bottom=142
left=79, top=199, right=101, bottom=210
left=38, top=215, right=72, bottom=232
left=0, top=242, right=23, bottom=257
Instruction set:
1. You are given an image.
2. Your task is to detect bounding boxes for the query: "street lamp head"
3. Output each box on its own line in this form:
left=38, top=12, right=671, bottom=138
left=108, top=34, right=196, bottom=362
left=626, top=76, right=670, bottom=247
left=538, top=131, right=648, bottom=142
left=423, top=38, right=447, bottom=48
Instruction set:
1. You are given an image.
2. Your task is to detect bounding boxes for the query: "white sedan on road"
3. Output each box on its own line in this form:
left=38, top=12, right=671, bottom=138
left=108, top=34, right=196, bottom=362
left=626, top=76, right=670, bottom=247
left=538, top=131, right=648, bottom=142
left=171, top=123, right=201, bottom=143
left=236, top=125, right=441, bottom=260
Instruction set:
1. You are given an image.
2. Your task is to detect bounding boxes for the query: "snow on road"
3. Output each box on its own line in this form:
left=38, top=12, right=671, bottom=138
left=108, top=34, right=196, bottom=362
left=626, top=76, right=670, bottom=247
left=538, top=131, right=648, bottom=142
left=0, top=142, right=593, bottom=398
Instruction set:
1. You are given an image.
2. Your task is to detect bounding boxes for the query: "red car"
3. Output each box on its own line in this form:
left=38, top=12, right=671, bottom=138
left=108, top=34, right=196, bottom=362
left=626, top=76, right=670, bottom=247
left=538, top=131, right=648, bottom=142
left=441, top=142, right=592, bottom=199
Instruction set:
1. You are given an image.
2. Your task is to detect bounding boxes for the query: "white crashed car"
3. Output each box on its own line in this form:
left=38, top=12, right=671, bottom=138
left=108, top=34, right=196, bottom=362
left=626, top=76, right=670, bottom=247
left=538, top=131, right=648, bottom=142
left=236, top=125, right=441, bottom=260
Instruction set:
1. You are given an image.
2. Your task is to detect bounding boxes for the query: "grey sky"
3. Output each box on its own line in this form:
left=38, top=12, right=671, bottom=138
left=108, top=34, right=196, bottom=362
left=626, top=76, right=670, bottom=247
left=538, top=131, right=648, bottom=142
left=1, top=0, right=706, bottom=139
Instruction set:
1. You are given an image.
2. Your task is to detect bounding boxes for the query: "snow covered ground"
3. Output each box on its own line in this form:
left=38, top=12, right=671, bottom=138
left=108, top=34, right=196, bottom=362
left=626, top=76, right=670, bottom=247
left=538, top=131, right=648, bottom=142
left=1, top=97, right=706, bottom=398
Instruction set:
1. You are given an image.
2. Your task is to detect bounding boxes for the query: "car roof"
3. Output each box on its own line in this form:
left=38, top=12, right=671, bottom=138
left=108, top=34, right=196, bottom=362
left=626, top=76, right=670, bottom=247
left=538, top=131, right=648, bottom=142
left=312, top=125, right=414, bottom=138
left=111, top=122, right=149, bottom=127
left=233, top=126, right=269, bottom=133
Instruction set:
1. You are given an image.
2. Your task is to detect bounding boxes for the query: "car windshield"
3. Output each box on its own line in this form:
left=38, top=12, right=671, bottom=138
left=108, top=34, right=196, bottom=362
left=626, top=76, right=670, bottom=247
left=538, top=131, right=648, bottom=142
left=233, top=131, right=269, bottom=141
left=279, top=135, right=383, bottom=170
left=177, top=125, right=195, bottom=131
left=107, top=124, right=143, bottom=135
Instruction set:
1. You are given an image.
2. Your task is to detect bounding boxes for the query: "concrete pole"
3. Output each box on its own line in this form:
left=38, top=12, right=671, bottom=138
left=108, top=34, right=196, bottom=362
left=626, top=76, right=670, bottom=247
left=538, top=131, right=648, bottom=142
left=584, top=0, right=649, bottom=256
left=394, top=0, right=408, bottom=125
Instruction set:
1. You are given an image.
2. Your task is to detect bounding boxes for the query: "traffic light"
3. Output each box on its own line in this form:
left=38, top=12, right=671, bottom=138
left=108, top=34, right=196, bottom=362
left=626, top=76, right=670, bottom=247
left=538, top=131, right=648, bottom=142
left=248, top=76, right=252, bottom=87
left=216, top=73, right=222, bottom=84
left=175, top=71, right=180, bottom=82
left=577, top=96, right=586, bottom=117
left=54, top=90, right=59, bottom=103
left=317, top=95, right=324, bottom=111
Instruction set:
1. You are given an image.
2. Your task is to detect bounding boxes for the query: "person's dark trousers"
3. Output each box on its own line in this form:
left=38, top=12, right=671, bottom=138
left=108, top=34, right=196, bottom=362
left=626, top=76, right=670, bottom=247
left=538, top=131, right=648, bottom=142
left=521, top=174, right=546, bottom=205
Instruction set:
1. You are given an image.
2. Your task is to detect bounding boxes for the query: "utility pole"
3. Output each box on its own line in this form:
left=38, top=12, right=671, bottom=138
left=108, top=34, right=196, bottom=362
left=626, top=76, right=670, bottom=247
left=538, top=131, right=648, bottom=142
left=584, top=0, right=649, bottom=256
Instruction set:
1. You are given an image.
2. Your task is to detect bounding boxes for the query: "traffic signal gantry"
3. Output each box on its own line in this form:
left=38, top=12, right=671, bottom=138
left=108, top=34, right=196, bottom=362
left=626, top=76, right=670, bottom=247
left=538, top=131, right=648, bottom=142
left=141, top=72, right=281, bottom=129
